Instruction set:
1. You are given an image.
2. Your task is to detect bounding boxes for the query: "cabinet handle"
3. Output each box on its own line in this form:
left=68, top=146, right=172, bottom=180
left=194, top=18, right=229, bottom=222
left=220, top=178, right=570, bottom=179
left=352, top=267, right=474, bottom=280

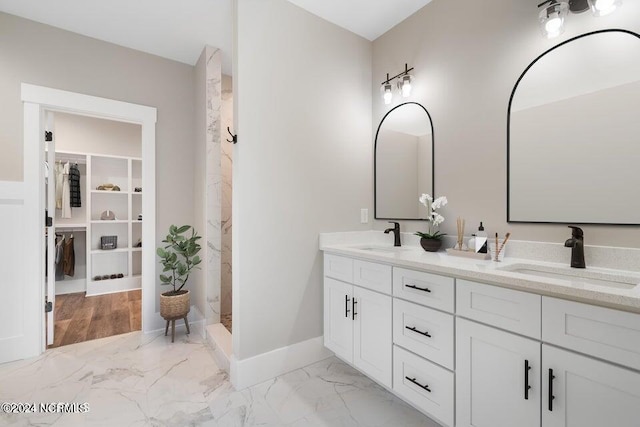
left=548, top=369, right=555, bottom=411
left=345, top=295, right=351, bottom=318
left=352, top=298, right=357, bottom=320
left=405, top=284, right=431, bottom=293
left=405, top=326, right=431, bottom=338
left=524, top=359, right=532, bottom=400
left=405, top=376, right=431, bottom=393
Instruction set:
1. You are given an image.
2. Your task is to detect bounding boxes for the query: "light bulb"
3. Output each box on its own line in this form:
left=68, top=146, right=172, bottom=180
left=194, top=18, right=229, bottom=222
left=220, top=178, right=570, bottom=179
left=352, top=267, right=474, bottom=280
left=400, top=75, right=412, bottom=97
left=545, top=13, right=563, bottom=34
left=588, top=0, right=621, bottom=16
left=383, top=84, right=393, bottom=104
left=539, top=2, right=567, bottom=39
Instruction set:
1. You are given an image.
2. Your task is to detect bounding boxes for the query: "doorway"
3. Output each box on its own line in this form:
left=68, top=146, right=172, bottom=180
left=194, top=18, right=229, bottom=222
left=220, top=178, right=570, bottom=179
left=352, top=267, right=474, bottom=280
left=21, top=84, right=157, bottom=357
left=45, top=111, right=144, bottom=348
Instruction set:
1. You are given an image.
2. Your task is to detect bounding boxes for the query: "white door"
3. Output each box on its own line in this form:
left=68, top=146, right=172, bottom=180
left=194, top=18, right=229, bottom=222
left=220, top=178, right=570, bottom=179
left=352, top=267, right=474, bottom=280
left=353, top=286, right=392, bottom=388
left=324, top=278, right=353, bottom=363
left=45, top=111, right=56, bottom=346
left=0, top=103, right=44, bottom=363
left=543, top=344, right=640, bottom=427
left=456, top=318, right=541, bottom=427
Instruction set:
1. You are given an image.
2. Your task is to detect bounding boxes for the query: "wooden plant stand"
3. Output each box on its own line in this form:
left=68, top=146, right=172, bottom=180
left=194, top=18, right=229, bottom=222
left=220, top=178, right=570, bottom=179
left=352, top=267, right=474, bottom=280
left=164, top=316, right=190, bottom=343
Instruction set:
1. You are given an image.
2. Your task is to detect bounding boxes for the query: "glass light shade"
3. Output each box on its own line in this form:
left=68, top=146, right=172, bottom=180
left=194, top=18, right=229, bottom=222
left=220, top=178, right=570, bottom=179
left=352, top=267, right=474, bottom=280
left=381, top=83, right=393, bottom=104
left=398, top=74, right=413, bottom=97
left=587, top=0, right=621, bottom=16
left=539, top=2, right=568, bottom=39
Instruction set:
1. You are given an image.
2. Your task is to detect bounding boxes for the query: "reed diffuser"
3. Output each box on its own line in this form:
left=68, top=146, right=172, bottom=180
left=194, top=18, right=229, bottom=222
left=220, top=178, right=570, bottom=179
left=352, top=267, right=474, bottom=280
left=455, top=217, right=465, bottom=250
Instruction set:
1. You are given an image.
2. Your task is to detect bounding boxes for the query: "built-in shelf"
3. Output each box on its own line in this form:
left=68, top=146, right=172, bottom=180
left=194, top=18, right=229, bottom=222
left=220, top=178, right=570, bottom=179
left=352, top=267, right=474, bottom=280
left=131, top=247, right=142, bottom=252
left=91, top=190, right=128, bottom=194
left=91, top=248, right=129, bottom=254
left=55, top=223, right=87, bottom=229
left=91, top=220, right=128, bottom=224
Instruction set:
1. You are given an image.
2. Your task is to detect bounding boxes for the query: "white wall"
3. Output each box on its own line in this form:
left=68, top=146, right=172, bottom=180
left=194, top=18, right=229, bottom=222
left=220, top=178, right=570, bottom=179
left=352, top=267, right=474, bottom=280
left=372, top=0, right=640, bottom=247
left=0, top=12, right=196, bottom=311
left=53, top=112, right=142, bottom=158
left=221, top=74, right=233, bottom=316
left=235, top=0, right=372, bottom=359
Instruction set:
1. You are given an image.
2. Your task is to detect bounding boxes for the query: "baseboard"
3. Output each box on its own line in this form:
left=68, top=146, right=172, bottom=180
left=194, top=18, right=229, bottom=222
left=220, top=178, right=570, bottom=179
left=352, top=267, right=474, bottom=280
left=230, top=336, right=333, bottom=390
left=144, top=304, right=205, bottom=338
left=54, top=278, right=86, bottom=295
left=205, top=323, right=232, bottom=373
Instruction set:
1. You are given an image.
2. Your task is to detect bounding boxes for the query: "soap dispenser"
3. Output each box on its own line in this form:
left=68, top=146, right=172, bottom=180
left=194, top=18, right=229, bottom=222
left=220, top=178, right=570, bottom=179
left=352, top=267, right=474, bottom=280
left=475, top=222, right=488, bottom=253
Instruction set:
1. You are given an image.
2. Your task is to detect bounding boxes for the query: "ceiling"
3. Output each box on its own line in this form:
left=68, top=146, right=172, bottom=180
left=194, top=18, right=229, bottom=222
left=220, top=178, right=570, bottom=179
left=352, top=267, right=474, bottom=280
left=286, top=0, right=433, bottom=41
left=0, top=0, right=432, bottom=75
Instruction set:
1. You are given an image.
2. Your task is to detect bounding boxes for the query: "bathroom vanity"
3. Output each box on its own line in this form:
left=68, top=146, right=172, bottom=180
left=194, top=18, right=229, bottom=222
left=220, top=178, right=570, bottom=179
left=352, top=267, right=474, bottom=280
left=321, top=234, right=640, bottom=427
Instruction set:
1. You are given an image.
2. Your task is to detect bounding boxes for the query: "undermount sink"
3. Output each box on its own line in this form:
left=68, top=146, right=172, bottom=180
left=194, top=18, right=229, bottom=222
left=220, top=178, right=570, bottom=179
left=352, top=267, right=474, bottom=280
left=498, top=263, right=640, bottom=290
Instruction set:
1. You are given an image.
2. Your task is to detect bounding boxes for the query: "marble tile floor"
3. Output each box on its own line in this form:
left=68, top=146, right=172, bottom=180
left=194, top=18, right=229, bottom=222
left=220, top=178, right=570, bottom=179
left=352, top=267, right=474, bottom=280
left=0, top=331, right=441, bottom=427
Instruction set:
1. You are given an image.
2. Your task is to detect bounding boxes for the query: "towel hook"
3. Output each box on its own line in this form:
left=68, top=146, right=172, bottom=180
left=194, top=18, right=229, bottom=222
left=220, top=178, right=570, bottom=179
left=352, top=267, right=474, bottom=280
left=226, top=127, right=237, bottom=144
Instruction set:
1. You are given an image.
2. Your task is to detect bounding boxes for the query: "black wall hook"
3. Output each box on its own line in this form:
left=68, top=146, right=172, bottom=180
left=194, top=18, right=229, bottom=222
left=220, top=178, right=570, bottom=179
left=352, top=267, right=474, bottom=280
left=227, top=127, right=237, bottom=144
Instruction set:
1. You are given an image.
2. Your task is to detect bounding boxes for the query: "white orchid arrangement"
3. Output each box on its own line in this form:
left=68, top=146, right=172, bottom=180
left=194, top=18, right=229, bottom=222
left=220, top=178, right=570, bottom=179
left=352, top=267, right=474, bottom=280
left=415, top=193, right=448, bottom=240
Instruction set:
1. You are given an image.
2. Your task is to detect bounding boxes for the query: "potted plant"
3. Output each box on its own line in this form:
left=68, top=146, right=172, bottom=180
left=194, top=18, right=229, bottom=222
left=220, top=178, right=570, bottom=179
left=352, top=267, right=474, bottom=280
left=157, top=225, right=202, bottom=321
left=415, top=193, right=448, bottom=252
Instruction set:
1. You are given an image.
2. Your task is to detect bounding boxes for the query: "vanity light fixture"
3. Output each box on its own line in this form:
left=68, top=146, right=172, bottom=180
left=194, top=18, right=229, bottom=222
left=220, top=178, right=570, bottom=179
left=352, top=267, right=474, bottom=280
left=537, top=0, right=621, bottom=38
left=380, top=64, right=415, bottom=104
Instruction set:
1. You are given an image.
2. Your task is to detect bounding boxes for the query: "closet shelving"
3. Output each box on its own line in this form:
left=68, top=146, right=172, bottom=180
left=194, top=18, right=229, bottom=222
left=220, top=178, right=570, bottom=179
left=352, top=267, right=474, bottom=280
left=53, top=150, right=143, bottom=297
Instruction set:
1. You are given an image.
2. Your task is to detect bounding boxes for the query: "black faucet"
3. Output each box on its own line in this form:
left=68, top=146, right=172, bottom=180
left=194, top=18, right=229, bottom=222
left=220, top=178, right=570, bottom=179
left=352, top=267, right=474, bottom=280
left=384, top=221, right=401, bottom=247
left=564, top=226, right=586, bottom=269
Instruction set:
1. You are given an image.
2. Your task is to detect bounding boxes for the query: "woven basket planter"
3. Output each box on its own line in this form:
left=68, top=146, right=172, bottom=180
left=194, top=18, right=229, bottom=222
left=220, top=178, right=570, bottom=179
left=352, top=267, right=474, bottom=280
left=160, top=290, right=190, bottom=319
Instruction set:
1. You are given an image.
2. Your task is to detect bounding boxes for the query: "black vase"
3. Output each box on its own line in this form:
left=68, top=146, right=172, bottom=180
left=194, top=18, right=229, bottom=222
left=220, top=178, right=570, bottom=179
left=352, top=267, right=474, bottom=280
left=420, top=238, right=442, bottom=252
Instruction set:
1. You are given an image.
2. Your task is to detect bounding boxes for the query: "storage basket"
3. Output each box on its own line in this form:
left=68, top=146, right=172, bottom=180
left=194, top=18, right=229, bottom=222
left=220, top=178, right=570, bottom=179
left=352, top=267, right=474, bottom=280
left=100, top=235, right=118, bottom=250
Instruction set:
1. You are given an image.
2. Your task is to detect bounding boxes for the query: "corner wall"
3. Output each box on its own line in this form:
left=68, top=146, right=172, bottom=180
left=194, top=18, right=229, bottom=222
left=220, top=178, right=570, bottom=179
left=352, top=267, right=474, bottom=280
left=234, top=0, right=372, bottom=361
left=372, top=0, right=640, bottom=248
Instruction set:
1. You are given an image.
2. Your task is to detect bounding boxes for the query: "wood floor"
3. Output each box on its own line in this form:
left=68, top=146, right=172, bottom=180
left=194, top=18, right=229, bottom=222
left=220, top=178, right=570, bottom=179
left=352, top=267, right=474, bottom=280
left=48, top=290, right=141, bottom=348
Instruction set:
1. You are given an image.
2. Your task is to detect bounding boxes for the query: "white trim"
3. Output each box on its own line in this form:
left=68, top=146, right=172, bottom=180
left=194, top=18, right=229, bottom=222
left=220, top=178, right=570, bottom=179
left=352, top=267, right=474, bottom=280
left=21, top=84, right=158, bottom=356
left=230, top=336, right=333, bottom=390
left=21, top=84, right=156, bottom=124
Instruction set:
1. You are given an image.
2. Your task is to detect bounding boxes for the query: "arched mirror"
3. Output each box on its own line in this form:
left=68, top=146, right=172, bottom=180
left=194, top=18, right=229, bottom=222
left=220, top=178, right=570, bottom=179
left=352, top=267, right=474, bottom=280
left=508, top=29, right=640, bottom=225
left=375, top=102, right=434, bottom=220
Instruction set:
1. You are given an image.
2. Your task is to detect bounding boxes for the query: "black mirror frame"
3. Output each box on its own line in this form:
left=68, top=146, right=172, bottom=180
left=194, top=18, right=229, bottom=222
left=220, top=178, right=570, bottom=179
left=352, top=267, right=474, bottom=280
left=506, top=28, right=640, bottom=226
left=374, top=102, right=435, bottom=221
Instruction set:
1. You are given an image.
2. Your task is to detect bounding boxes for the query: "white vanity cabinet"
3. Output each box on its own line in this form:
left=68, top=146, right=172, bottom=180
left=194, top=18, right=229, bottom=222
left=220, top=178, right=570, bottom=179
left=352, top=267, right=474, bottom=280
left=542, top=344, right=640, bottom=427
left=456, top=318, right=541, bottom=427
left=322, top=250, right=640, bottom=427
left=323, top=255, right=392, bottom=388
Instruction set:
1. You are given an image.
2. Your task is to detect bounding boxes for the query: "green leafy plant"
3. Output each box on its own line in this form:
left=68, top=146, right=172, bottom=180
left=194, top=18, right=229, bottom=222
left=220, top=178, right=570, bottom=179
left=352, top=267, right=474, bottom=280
left=157, top=225, right=202, bottom=295
left=414, top=230, right=446, bottom=240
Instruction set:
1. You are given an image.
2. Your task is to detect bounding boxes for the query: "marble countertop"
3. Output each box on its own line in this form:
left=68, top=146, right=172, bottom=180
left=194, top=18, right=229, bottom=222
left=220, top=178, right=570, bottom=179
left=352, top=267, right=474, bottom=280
left=320, top=239, right=640, bottom=314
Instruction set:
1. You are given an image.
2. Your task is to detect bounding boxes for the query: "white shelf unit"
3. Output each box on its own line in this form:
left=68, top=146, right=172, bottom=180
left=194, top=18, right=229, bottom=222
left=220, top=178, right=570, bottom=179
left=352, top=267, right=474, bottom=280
left=52, top=150, right=143, bottom=297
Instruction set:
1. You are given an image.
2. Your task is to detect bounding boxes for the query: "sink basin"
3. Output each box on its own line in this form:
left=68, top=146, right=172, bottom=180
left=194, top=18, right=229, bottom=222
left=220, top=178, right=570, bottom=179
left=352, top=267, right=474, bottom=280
left=498, top=263, right=640, bottom=290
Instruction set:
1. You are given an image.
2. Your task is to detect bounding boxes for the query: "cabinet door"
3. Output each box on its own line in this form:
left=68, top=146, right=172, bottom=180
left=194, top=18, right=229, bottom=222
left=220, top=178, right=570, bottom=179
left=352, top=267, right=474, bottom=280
left=543, top=344, right=640, bottom=427
left=456, top=318, right=541, bottom=427
left=353, top=286, right=392, bottom=388
left=324, top=278, right=353, bottom=363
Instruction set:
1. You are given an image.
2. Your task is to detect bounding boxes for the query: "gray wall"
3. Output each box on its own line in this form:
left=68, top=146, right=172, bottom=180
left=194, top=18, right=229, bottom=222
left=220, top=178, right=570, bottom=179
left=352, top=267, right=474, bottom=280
left=372, top=0, right=640, bottom=247
left=0, top=12, right=196, bottom=307
left=235, top=0, right=372, bottom=359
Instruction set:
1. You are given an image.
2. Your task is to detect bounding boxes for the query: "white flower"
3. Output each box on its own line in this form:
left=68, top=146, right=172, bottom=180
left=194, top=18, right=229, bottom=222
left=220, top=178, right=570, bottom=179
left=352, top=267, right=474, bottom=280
left=419, top=193, right=433, bottom=207
left=432, top=196, right=448, bottom=210
left=432, top=213, right=445, bottom=226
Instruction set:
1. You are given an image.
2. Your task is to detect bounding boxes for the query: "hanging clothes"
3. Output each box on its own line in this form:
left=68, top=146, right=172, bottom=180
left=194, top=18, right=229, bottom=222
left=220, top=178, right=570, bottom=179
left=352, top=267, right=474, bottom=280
left=55, top=162, right=64, bottom=209
left=61, top=162, right=72, bottom=219
left=62, top=235, right=75, bottom=276
left=69, top=163, right=81, bottom=208
left=55, top=235, right=65, bottom=281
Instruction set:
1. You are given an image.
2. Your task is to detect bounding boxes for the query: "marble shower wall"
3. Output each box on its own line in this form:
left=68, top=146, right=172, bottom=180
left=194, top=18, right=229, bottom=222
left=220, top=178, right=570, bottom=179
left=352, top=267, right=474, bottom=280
left=205, top=47, right=222, bottom=325
left=221, top=75, right=233, bottom=316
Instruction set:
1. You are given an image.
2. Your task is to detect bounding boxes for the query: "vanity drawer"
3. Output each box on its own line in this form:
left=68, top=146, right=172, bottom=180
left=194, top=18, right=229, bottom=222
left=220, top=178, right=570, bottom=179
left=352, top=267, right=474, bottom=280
left=353, top=259, right=392, bottom=295
left=543, top=297, right=640, bottom=371
left=457, top=280, right=541, bottom=339
left=393, top=267, right=455, bottom=313
left=324, top=254, right=353, bottom=283
left=393, top=345, right=454, bottom=427
left=393, top=299, right=454, bottom=370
